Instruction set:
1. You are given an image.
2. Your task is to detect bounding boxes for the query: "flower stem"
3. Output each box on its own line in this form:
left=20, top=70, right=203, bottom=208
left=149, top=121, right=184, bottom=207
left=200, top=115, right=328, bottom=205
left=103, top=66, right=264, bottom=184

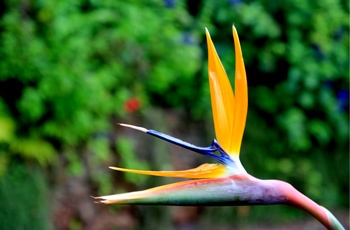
left=281, top=182, right=345, bottom=230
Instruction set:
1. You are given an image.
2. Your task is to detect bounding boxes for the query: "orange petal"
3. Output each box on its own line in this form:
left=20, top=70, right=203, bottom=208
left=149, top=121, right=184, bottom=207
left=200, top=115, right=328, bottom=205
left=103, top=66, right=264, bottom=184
left=231, top=25, right=248, bottom=155
left=205, top=29, right=235, bottom=154
left=109, top=163, right=228, bottom=179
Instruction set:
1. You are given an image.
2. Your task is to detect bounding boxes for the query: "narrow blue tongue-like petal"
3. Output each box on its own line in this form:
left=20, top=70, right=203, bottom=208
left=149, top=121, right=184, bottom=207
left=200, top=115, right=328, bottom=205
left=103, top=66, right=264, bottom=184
left=147, top=130, right=234, bottom=164
left=119, top=123, right=233, bottom=166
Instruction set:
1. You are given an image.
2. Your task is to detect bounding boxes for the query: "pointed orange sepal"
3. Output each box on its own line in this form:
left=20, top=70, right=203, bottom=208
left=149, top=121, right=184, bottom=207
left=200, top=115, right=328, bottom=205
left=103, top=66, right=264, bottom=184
left=109, top=163, right=228, bottom=179
left=231, top=25, right=248, bottom=154
left=205, top=28, right=236, bottom=155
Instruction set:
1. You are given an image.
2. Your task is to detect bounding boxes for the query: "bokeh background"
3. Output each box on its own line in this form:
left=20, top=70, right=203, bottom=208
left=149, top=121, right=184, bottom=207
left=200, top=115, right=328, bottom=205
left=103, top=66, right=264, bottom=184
left=0, top=0, right=349, bottom=229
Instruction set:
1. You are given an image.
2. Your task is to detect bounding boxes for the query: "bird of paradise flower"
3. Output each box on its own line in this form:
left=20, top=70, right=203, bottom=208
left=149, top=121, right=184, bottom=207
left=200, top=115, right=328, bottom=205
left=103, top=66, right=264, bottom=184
left=93, top=25, right=344, bottom=230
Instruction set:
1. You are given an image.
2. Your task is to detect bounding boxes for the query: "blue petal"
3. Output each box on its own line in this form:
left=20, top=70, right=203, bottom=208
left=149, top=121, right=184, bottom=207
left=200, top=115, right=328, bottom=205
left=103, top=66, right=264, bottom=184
left=147, top=129, right=234, bottom=166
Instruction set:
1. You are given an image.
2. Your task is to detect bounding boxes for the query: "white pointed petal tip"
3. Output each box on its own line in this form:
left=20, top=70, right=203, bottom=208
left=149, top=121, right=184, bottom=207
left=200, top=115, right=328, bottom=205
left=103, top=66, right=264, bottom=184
left=118, top=123, right=148, bottom=133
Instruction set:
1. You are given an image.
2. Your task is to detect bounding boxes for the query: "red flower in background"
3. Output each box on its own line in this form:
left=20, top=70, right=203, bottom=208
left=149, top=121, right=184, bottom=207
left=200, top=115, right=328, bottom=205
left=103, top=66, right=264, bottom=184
left=124, top=97, right=141, bottom=113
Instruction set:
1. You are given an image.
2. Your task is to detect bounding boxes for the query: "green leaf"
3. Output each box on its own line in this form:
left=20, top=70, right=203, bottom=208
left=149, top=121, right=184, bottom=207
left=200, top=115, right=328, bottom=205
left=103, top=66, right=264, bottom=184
left=10, top=138, right=56, bottom=166
left=0, top=116, right=15, bottom=142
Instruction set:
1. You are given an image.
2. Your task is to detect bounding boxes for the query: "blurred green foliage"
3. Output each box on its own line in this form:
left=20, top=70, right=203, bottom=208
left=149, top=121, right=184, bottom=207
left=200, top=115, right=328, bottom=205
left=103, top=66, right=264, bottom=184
left=0, top=0, right=348, bottom=228
left=116, top=137, right=150, bottom=184
left=0, top=161, right=52, bottom=230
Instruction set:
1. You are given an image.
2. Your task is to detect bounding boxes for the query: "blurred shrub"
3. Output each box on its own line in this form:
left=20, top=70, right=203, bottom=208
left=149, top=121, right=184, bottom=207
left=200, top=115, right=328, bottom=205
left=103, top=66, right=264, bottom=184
left=0, top=0, right=200, bottom=171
